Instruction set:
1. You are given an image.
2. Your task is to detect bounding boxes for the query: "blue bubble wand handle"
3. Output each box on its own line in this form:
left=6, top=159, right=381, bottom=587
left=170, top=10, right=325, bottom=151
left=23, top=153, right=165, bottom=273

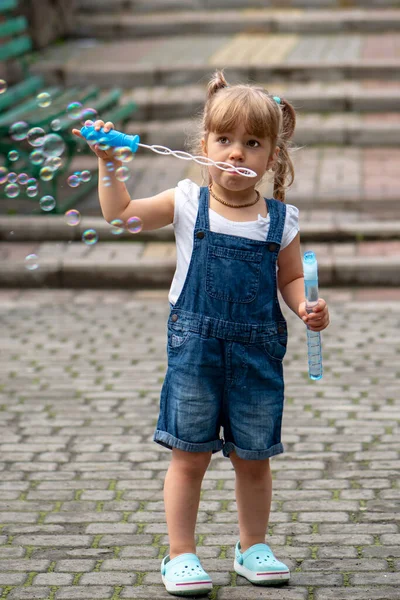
left=79, top=124, right=257, bottom=178
left=303, top=251, right=323, bottom=380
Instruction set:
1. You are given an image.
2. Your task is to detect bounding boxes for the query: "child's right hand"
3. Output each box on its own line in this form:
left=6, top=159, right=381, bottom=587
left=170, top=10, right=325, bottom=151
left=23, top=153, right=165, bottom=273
left=72, top=120, right=117, bottom=161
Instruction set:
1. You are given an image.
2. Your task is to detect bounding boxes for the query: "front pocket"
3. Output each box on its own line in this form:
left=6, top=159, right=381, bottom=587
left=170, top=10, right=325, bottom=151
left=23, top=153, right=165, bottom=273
left=168, top=329, right=191, bottom=350
left=260, top=338, right=287, bottom=363
left=206, top=245, right=263, bottom=303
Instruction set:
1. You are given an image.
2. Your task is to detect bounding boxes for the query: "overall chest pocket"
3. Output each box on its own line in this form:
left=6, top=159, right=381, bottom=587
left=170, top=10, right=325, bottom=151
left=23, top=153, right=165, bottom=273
left=206, top=244, right=263, bottom=303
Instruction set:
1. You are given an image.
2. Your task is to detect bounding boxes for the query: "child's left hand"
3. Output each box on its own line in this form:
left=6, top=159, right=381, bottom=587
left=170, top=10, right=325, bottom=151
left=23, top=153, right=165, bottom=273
left=298, top=298, right=330, bottom=332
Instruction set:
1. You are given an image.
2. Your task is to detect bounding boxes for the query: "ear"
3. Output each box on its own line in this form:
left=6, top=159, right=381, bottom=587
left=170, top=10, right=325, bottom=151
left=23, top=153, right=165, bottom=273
left=201, top=137, right=208, bottom=156
left=267, top=146, right=280, bottom=172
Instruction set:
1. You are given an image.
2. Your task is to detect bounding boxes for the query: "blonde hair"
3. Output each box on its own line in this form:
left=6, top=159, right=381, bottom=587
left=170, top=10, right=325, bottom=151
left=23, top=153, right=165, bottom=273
left=191, top=70, right=297, bottom=202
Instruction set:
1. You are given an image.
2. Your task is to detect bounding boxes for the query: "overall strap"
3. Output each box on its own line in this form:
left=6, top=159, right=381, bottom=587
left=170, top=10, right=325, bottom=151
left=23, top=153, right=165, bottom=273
left=266, top=198, right=287, bottom=248
left=195, top=186, right=210, bottom=231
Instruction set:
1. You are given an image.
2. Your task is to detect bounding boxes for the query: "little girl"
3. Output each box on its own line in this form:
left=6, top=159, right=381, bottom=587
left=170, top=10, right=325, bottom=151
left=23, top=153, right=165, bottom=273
left=74, top=70, right=329, bottom=597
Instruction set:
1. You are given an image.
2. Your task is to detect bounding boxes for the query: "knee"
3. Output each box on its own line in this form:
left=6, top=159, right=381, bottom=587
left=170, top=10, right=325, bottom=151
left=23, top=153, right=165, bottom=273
left=171, top=449, right=212, bottom=479
left=230, top=453, right=270, bottom=480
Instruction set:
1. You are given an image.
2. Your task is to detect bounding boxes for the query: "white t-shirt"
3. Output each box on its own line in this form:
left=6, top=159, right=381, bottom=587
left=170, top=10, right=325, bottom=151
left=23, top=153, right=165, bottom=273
left=169, top=179, right=300, bottom=306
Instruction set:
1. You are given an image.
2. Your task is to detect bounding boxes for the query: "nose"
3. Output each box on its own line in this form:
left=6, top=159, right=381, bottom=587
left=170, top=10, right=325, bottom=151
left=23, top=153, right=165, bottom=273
left=228, top=143, right=244, bottom=161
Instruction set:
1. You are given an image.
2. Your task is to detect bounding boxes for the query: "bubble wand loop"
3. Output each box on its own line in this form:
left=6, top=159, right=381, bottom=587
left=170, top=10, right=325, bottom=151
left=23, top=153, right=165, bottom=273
left=303, top=251, right=323, bottom=380
left=79, top=124, right=257, bottom=178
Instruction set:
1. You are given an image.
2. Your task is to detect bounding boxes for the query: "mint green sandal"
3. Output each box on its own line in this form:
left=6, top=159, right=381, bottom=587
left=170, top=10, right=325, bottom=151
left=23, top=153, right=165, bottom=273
left=234, top=541, right=290, bottom=586
left=161, top=553, right=212, bottom=596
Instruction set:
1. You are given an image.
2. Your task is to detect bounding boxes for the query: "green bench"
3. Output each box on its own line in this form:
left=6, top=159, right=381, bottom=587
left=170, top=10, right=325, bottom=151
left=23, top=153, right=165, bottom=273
left=0, top=0, right=136, bottom=214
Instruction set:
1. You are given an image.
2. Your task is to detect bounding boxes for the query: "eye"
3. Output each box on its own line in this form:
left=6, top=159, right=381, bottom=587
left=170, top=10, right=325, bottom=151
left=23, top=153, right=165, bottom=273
left=247, top=139, right=260, bottom=148
left=217, top=136, right=229, bottom=144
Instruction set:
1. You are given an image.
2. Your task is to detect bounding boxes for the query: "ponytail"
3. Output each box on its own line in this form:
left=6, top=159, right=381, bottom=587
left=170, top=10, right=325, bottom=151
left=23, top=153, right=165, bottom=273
left=273, top=97, right=296, bottom=203
left=206, top=70, right=228, bottom=100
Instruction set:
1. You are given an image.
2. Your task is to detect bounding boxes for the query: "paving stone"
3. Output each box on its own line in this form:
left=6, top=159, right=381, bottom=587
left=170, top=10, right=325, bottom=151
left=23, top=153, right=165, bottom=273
left=218, top=588, right=308, bottom=599
left=0, top=574, right=28, bottom=585
left=11, top=535, right=92, bottom=547
left=7, top=587, right=50, bottom=599
left=0, top=560, right=50, bottom=572
left=315, top=589, right=400, bottom=600
left=55, top=559, right=96, bottom=571
left=55, top=587, right=113, bottom=599
left=33, top=573, right=74, bottom=585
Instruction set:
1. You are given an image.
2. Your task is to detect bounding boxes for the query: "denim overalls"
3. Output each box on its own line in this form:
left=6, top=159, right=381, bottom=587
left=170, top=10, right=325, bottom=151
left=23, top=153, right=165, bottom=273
left=154, top=186, right=288, bottom=460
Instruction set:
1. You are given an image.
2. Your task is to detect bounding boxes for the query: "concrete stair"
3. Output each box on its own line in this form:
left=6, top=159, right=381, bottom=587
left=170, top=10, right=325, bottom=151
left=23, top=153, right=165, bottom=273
left=75, top=9, right=400, bottom=38
left=76, top=0, right=400, bottom=13
left=5, top=0, right=397, bottom=287
left=32, top=34, right=400, bottom=89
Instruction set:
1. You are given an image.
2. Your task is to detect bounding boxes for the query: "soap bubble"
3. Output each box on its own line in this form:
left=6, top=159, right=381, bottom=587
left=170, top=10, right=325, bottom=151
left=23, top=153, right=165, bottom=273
left=41, top=133, right=66, bottom=158
left=37, top=92, right=51, bottom=108
left=39, top=166, right=54, bottom=181
left=127, top=216, right=142, bottom=234
left=82, top=228, right=98, bottom=245
left=110, top=219, right=124, bottom=235
left=25, top=254, right=39, bottom=270
left=30, top=149, right=45, bottom=165
left=102, top=176, right=111, bottom=187
left=81, top=107, right=97, bottom=123
left=27, top=127, right=46, bottom=147
left=115, top=166, right=130, bottom=182
left=26, top=177, right=38, bottom=187
left=0, top=79, right=7, bottom=94
left=39, top=195, right=56, bottom=211
left=7, top=172, right=17, bottom=184
left=106, top=162, right=115, bottom=172
left=44, top=156, right=62, bottom=171
left=67, top=174, right=80, bottom=188
left=5, top=183, right=19, bottom=198
left=8, top=150, right=19, bottom=162
left=9, top=121, right=29, bottom=141
left=17, top=173, right=29, bottom=185
left=51, top=118, right=62, bottom=131
left=67, top=101, right=82, bottom=120
left=65, top=209, right=81, bottom=226
left=80, top=170, right=91, bottom=183
left=113, top=146, right=133, bottom=163
left=97, top=137, right=110, bottom=152
left=27, top=185, right=38, bottom=198
left=0, top=167, right=8, bottom=184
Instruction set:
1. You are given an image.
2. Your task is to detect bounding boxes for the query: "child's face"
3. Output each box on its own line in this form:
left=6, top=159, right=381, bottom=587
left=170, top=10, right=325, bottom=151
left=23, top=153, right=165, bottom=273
left=202, top=123, right=277, bottom=192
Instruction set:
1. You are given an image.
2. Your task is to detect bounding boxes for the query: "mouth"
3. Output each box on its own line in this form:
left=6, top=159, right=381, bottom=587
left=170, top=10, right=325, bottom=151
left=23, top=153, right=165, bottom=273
left=226, top=166, right=242, bottom=175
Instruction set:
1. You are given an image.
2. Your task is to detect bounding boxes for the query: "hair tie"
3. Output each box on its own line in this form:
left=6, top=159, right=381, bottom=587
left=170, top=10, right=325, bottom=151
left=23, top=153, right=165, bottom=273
left=273, top=96, right=281, bottom=104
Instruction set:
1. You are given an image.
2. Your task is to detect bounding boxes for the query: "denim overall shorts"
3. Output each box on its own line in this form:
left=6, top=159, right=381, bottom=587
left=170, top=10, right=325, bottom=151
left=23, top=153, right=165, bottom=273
left=154, top=186, right=288, bottom=460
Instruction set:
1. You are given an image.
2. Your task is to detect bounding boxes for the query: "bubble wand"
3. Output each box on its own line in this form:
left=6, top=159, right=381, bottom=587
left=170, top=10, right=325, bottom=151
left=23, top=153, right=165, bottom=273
left=79, top=124, right=257, bottom=178
left=303, top=251, right=323, bottom=380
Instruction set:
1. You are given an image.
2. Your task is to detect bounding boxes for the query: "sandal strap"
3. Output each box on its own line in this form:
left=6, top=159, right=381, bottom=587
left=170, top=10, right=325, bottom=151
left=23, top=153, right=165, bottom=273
left=161, top=553, right=209, bottom=578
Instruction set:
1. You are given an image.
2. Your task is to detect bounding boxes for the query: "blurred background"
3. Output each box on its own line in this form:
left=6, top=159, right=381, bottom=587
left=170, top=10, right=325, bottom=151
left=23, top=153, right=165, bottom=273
left=0, top=0, right=399, bottom=288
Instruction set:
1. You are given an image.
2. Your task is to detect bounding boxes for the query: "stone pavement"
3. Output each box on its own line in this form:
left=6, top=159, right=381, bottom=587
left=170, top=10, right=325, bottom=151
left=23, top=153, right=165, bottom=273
left=0, top=286, right=399, bottom=600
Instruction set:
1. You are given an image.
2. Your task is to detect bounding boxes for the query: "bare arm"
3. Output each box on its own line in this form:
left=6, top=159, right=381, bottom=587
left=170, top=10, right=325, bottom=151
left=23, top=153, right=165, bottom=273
left=73, top=120, right=174, bottom=231
left=278, top=233, right=330, bottom=331
left=277, top=232, right=304, bottom=317
left=98, top=158, right=175, bottom=230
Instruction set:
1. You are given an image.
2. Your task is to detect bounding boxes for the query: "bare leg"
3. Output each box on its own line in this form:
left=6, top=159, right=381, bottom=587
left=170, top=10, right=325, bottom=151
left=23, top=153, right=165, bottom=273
left=164, top=448, right=212, bottom=559
left=230, top=452, right=272, bottom=552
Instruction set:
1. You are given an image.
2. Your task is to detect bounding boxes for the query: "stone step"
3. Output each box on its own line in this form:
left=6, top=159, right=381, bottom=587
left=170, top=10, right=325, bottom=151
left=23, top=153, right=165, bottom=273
left=31, top=34, right=400, bottom=88
left=75, top=9, right=400, bottom=38
left=3, top=148, right=398, bottom=219
left=125, top=113, right=400, bottom=148
left=127, top=82, right=400, bottom=121
left=2, top=215, right=400, bottom=243
left=76, top=0, right=400, bottom=14
left=1, top=239, right=400, bottom=288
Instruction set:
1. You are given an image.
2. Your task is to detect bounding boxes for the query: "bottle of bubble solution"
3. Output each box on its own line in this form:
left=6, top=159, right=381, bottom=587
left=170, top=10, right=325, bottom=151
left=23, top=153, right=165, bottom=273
left=303, top=251, right=323, bottom=380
